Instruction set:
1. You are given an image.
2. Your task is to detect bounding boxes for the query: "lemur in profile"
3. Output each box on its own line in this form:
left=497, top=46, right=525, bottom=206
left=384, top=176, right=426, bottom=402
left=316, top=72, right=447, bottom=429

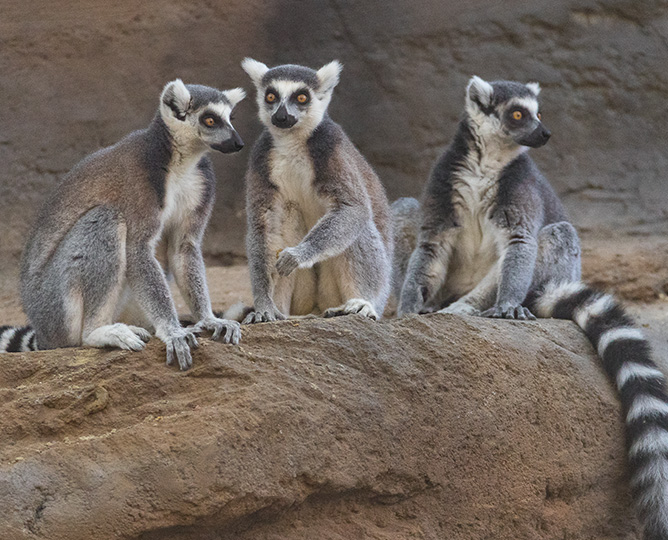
left=394, top=76, right=668, bottom=539
left=240, top=58, right=393, bottom=323
left=0, top=80, right=245, bottom=370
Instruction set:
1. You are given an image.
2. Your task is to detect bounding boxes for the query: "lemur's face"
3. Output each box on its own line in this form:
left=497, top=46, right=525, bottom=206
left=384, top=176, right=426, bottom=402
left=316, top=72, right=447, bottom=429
left=465, top=76, right=551, bottom=148
left=160, top=80, right=246, bottom=153
left=242, top=59, right=342, bottom=136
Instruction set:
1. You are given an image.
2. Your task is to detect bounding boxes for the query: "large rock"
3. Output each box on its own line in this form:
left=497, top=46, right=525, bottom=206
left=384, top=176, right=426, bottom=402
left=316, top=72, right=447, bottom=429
left=0, top=314, right=640, bottom=539
left=0, top=0, right=667, bottom=259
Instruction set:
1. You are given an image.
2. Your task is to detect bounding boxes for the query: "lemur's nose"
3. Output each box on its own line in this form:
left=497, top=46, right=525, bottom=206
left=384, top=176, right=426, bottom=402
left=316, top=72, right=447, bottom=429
left=274, top=105, right=288, bottom=123
left=541, top=126, right=551, bottom=141
left=231, top=130, right=244, bottom=150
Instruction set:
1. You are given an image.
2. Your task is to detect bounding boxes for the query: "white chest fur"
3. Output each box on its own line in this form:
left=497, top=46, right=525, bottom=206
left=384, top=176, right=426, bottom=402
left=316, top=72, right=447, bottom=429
left=160, top=159, right=205, bottom=231
left=446, top=153, right=511, bottom=296
left=269, top=137, right=325, bottom=230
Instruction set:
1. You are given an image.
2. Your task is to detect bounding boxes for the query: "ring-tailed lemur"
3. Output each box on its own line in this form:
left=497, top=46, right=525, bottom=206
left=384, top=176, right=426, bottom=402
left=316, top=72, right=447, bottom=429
left=239, top=58, right=393, bottom=323
left=393, top=76, right=668, bottom=539
left=1, top=80, right=245, bottom=370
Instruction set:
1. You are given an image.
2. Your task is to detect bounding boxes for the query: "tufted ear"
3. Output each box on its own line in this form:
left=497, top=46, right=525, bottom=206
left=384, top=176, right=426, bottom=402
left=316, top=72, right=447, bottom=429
left=526, top=82, right=541, bottom=96
left=316, top=60, right=342, bottom=95
left=241, top=58, right=269, bottom=87
left=466, top=76, right=494, bottom=110
left=161, top=79, right=192, bottom=121
left=224, top=87, right=246, bottom=108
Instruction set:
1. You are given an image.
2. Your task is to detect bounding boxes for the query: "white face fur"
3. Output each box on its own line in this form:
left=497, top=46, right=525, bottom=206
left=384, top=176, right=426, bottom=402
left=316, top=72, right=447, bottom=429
left=159, top=79, right=246, bottom=153
left=465, top=75, right=548, bottom=149
left=241, top=58, right=342, bottom=138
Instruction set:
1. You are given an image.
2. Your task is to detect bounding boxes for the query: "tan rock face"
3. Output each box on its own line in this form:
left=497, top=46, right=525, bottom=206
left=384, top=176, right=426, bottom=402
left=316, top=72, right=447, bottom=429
left=0, top=314, right=639, bottom=539
left=1, top=0, right=667, bottom=259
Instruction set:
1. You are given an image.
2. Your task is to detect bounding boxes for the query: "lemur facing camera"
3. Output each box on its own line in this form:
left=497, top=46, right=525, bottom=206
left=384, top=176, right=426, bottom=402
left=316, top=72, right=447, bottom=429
left=240, top=59, right=393, bottom=323
left=0, top=80, right=245, bottom=370
left=394, top=76, right=668, bottom=539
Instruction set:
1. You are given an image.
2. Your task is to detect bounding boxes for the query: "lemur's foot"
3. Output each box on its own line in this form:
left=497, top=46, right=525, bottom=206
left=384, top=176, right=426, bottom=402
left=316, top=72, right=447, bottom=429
left=164, top=327, right=199, bottom=371
left=242, top=307, right=286, bottom=324
left=324, top=298, right=378, bottom=320
left=83, top=323, right=150, bottom=352
left=189, top=317, right=241, bottom=345
left=438, top=302, right=480, bottom=316
left=126, top=325, right=152, bottom=342
left=481, top=304, right=536, bottom=320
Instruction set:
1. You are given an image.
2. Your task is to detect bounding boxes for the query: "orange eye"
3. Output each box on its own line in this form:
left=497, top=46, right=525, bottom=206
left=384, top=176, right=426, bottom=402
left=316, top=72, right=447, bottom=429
left=512, top=110, right=523, bottom=120
left=203, top=117, right=216, bottom=127
left=266, top=93, right=276, bottom=103
left=297, top=93, right=308, bottom=104
left=537, top=112, right=542, bottom=120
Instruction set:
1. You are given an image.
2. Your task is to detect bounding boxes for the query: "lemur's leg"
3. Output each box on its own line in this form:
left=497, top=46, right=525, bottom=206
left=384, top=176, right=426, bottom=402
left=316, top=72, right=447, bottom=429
left=439, top=261, right=501, bottom=316
left=397, top=227, right=459, bottom=316
left=529, top=221, right=581, bottom=292
left=25, top=206, right=149, bottom=351
left=322, top=221, right=391, bottom=320
left=390, top=197, right=421, bottom=300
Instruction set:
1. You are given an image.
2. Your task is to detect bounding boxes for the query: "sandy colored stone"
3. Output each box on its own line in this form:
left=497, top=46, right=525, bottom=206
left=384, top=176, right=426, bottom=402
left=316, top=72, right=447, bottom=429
left=0, top=313, right=642, bottom=540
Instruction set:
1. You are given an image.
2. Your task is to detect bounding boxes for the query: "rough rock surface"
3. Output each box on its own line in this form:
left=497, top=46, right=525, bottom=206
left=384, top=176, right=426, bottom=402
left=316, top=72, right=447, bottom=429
left=0, top=314, right=641, bottom=540
left=1, top=0, right=667, bottom=259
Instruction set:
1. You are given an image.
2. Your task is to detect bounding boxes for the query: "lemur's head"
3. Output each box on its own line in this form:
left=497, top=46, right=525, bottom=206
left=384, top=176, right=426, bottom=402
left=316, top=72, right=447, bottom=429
left=241, top=58, right=341, bottom=135
left=465, top=76, right=550, bottom=148
left=160, top=80, right=246, bottom=153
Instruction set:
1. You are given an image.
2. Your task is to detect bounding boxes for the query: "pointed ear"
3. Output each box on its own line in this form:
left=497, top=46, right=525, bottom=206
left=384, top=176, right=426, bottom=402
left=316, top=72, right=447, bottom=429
left=466, top=76, right=494, bottom=110
left=526, top=82, right=541, bottom=96
left=241, top=58, right=269, bottom=87
left=224, top=87, right=246, bottom=108
left=316, top=60, right=342, bottom=95
left=161, top=79, right=191, bottom=121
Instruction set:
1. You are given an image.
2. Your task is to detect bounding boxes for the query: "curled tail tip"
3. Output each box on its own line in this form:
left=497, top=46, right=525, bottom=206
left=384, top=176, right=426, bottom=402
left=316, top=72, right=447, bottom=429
left=0, top=325, right=37, bottom=352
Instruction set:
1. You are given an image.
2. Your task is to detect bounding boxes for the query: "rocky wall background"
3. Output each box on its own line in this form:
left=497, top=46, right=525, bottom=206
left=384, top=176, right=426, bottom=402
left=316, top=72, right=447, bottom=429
left=0, top=0, right=666, bottom=259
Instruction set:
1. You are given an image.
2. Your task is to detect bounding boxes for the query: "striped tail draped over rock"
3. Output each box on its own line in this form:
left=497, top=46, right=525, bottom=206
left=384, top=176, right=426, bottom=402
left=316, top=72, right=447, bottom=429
left=533, top=281, right=668, bottom=540
left=0, top=325, right=38, bottom=352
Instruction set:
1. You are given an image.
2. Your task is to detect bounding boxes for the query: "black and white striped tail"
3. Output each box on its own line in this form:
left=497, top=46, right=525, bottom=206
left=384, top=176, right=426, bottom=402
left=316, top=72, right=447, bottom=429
left=534, top=281, right=668, bottom=540
left=0, top=325, right=37, bottom=352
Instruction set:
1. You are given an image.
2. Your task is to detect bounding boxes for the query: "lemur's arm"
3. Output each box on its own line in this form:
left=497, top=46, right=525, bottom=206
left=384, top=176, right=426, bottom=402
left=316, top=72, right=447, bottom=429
left=166, top=160, right=240, bottom=343
left=244, top=163, right=286, bottom=322
left=126, top=237, right=198, bottom=370
left=483, top=200, right=543, bottom=320
left=397, top=153, right=460, bottom=316
left=398, top=227, right=459, bottom=316
left=275, top=159, right=370, bottom=276
left=276, top=201, right=369, bottom=276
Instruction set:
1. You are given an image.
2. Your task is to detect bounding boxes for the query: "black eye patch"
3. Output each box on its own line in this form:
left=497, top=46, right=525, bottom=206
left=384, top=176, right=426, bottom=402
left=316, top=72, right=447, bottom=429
left=265, top=88, right=279, bottom=104
left=506, top=107, right=531, bottom=125
left=200, top=112, right=223, bottom=128
left=291, top=90, right=311, bottom=105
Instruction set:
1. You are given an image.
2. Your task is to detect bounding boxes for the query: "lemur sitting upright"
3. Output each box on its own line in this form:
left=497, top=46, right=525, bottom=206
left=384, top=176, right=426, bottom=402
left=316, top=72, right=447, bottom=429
left=394, top=76, right=668, bottom=539
left=0, top=80, right=245, bottom=370
left=240, top=59, right=393, bottom=323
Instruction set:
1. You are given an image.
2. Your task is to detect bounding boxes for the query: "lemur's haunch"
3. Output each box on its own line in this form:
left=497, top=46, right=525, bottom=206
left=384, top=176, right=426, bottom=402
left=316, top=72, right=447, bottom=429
left=1, top=80, right=246, bottom=370
left=241, top=59, right=393, bottom=323
left=394, top=76, right=668, bottom=539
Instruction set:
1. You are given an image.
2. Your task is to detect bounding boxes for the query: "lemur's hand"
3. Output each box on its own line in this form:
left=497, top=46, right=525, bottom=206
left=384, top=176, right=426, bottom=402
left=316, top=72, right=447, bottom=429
left=276, top=246, right=301, bottom=277
left=164, top=327, right=200, bottom=370
left=481, top=303, right=536, bottom=320
left=189, top=316, right=241, bottom=345
left=242, top=300, right=286, bottom=324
